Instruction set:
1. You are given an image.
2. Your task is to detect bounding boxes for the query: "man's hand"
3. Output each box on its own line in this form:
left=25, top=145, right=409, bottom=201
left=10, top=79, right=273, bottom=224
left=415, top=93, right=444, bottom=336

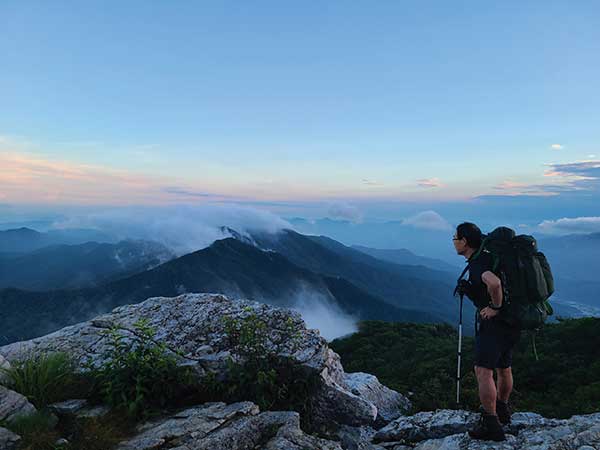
left=454, top=279, right=472, bottom=297
left=480, top=307, right=500, bottom=320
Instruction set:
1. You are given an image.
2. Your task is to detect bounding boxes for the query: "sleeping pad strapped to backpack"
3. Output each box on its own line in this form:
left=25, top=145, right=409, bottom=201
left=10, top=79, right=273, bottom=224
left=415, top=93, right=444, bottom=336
left=475, top=226, right=555, bottom=330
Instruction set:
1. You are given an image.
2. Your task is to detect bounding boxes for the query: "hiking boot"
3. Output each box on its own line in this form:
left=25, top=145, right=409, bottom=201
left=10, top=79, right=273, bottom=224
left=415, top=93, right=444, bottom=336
left=468, top=413, right=506, bottom=441
left=496, top=400, right=512, bottom=425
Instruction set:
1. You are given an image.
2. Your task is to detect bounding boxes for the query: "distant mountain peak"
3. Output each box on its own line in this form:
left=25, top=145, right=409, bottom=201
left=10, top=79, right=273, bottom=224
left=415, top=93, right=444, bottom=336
left=219, top=226, right=259, bottom=247
left=8, top=227, right=40, bottom=235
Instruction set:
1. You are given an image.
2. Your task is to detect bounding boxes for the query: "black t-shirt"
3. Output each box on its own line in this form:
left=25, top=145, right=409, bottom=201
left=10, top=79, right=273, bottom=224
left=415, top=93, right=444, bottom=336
left=466, top=251, right=518, bottom=330
left=467, top=251, right=495, bottom=309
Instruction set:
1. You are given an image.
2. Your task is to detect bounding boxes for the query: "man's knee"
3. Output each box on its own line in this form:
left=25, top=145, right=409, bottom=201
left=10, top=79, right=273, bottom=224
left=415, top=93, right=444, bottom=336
left=497, top=367, right=512, bottom=378
left=474, top=365, right=494, bottom=380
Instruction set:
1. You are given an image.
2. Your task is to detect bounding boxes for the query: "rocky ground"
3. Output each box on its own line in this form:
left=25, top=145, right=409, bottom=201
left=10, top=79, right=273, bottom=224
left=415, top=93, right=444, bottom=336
left=1, top=293, right=598, bottom=450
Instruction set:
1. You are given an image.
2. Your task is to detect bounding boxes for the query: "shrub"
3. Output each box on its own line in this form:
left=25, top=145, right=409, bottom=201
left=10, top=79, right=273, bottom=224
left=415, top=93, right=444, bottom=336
left=221, top=310, right=320, bottom=429
left=1, top=352, right=78, bottom=409
left=90, top=318, right=194, bottom=419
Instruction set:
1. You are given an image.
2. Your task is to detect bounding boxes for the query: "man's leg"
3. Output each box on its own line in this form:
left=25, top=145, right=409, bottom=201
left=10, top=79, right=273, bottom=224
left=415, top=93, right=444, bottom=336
left=496, top=367, right=513, bottom=403
left=469, top=365, right=505, bottom=441
left=475, top=365, right=497, bottom=415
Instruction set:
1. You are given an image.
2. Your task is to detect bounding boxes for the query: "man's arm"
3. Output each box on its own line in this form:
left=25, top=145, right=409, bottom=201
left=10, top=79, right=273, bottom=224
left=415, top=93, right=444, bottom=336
left=482, top=270, right=503, bottom=308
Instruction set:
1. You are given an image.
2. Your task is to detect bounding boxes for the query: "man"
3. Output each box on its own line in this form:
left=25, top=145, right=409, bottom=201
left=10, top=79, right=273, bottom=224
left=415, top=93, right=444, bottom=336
left=453, top=222, right=520, bottom=442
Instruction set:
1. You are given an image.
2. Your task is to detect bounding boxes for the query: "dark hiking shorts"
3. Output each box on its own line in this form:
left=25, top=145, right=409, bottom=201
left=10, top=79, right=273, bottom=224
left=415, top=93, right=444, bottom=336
left=474, top=317, right=521, bottom=369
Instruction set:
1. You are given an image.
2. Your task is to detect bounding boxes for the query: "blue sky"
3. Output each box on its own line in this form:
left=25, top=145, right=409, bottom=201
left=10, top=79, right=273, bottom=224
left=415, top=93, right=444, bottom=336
left=1, top=1, right=599, bottom=232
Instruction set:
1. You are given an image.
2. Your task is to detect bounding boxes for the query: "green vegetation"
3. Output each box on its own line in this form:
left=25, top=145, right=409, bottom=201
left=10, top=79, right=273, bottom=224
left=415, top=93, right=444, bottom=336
left=0, top=352, right=87, bottom=409
left=221, top=309, right=321, bottom=430
left=90, top=318, right=195, bottom=419
left=1, top=411, right=62, bottom=450
left=330, top=317, right=600, bottom=418
left=55, top=414, right=130, bottom=450
left=1, top=319, right=199, bottom=449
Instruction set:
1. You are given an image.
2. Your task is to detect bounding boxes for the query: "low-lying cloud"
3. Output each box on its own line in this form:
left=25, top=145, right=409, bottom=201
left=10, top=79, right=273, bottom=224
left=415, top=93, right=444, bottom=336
left=289, top=286, right=358, bottom=341
left=328, top=203, right=364, bottom=223
left=401, top=210, right=452, bottom=231
left=538, top=216, right=600, bottom=235
left=53, top=205, right=293, bottom=255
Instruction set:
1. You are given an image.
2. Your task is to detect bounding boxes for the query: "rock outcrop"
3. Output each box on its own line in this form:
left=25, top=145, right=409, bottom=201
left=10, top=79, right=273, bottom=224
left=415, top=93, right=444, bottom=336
left=117, top=401, right=343, bottom=450
left=0, top=293, right=406, bottom=429
left=2, top=293, right=598, bottom=450
left=372, top=409, right=600, bottom=449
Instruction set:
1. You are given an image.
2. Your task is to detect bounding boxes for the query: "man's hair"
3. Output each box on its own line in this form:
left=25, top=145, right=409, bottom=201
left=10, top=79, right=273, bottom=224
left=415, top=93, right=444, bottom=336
left=456, top=222, right=483, bottom=249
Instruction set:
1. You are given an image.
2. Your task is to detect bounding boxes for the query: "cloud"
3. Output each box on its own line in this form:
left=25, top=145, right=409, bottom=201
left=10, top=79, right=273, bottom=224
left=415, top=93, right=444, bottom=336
left=362, top=178, right=382, bottom=186
left=53, top=204, right=293, bottom=255
left=401, top=210, right=452, bottom=231
left=485, top=160, right=600, bottom=198
left=0, top=151, right=241, bottom=205
left=538, top=216, right=600, bottom=235
left=327, top=203, right=363, bottom=223
left=541, top=160, right=600, bottom=193
left=544, top=161, right=600, bottom=179
left=551, top=144, right=564, bottom=150
left=491, top=180, right=560, bottom=196
left=417, top=178, right=443, bottom=188
left=289, top=285, right=357, bottom=341
left=163, top=187, right=230, bottom=199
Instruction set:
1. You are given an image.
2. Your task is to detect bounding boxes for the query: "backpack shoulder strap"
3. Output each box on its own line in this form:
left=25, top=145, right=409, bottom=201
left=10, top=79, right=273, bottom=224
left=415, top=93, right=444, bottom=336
left=491, top=253, right=500, bottom=273
left=469, top=238, right=487, bottom=262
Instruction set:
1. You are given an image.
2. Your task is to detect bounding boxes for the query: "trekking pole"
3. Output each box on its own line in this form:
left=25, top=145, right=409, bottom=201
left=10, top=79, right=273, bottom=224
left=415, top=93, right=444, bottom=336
left=453, top=264, right=469, bottom=405
left=456, top=292, right=464, bottom=404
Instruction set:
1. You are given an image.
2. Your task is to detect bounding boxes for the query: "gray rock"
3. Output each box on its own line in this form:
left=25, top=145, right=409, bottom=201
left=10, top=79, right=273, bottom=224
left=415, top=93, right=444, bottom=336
left=345, top=372, right=411, bottom=426
left=48, top=399, right=88, bottom=416
left=337, top=425, right=387, bottom=450
left=314, top=350, right=378, bottom=426
left=374, top=410, right=478, bottom=443
left=0, top=385, right=36, bottom=424
left=0, top=426, right=21, bottom=450
left=0, top=354, right=11, bottom=384
left=264, top=414, right=343, bottom=450
left=0, top=293, right=404, bottom=428
left=117, top=401, right=342, bottom=450
left=373, top=409, right=600, bottom=450
left=412, top=433, right=518, bottom=449
left=75, top=404, right=111, bottom=419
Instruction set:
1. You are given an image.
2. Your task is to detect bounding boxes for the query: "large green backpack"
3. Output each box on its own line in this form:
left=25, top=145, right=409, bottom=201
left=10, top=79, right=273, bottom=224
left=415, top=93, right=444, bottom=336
left=473, top=226, right=555, bottom=330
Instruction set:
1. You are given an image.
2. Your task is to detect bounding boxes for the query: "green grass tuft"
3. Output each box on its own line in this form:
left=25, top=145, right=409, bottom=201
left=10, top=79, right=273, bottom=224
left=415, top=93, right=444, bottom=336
left=1, top=352, right=79, bottom=409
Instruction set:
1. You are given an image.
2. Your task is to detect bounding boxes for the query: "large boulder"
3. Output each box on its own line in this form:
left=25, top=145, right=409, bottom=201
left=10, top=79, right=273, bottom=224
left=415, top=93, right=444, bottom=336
left=0, top=385, right=36, bottom=424
left=0, top=293, right=403, bottom=428
left=117, top=401, right=342, bottom=450
left=345, top=372, right=411, bottom=426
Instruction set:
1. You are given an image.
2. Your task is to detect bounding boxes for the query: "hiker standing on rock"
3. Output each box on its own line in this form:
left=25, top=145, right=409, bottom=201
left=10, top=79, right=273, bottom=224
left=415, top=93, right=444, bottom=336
left=453, top=222, right=520, bottom=442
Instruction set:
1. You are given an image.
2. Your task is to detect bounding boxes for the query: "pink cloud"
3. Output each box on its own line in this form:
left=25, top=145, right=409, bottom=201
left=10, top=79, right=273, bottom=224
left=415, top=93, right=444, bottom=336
left=417, top=178, right=443, bottom=188
left=0, top=152, right=233, bottom=205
